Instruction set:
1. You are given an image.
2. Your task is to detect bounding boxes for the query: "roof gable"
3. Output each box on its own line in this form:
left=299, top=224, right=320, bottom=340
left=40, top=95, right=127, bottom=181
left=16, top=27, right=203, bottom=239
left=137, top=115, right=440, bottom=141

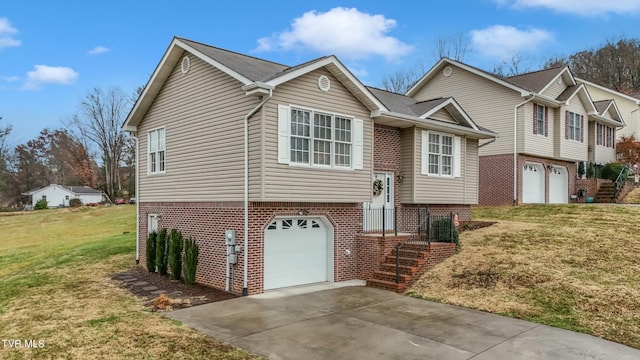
left=507, top=66, right=575, bottom=93
left=124, top=37, right=387, bottom=131
left=407, top=58, right=530, bottom=97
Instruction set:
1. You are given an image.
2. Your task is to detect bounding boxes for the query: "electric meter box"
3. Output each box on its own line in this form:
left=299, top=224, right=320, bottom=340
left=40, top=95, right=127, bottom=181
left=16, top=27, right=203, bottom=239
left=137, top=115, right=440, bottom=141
left=224, top=230, right=236, bottom=245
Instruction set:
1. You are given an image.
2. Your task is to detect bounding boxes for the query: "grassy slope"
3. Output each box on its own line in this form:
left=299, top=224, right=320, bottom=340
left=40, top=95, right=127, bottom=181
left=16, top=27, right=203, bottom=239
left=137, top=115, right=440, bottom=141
left=0, top=206, right=260, bottom=360
left=410, top=204, right=640, bottom=349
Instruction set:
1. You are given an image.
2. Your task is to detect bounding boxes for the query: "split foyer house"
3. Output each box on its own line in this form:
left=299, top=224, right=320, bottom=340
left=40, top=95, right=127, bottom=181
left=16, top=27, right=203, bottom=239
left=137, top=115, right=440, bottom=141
left=577, top=78, right=640, bottom=140
left=408, top=58, right=625, bottom=205
left=123, top=37, right=496, bottom=295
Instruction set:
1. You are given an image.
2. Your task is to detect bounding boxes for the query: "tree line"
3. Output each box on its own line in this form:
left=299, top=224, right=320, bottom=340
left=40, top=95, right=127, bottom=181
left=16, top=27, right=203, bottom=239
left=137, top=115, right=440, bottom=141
left=0, top=87, right=137, bottom=208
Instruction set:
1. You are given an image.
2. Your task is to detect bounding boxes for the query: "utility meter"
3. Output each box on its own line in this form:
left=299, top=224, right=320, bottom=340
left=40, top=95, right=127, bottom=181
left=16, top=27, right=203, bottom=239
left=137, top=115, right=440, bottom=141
left=225, top=230, right=236, bottom=245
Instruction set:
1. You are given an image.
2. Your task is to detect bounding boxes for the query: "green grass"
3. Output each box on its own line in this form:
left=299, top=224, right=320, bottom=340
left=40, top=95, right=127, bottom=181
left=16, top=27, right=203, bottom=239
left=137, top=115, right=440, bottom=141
left=411, top=204, right=640, bottom=349
left=0, top=206, right=261, bottom=359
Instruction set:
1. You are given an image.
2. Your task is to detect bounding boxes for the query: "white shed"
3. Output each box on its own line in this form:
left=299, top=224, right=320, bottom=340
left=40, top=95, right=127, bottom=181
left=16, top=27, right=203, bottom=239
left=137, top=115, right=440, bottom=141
left=22, top=184, right=104, bottom=209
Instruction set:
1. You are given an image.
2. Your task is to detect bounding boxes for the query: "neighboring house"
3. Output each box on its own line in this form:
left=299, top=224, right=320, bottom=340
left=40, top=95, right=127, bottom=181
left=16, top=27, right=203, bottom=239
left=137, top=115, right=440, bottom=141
left=22, top=184, right=104, bottom=209
left=577, top=78, right=640, bottom=140
left=123, top=37, right=495, bottom=295
left=408, top=58, right=625, bottom=205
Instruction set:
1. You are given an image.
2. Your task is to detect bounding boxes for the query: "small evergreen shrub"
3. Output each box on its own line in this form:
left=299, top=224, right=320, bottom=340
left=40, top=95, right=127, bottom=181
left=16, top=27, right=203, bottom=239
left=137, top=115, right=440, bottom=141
left=182, top=237, right=199, bottom=286
left=69, top=198, right=82, bottom=208
left=168, top=229, right=184, bottom=281
left=146, top=231, right=157, bottom=273
left=34, top=199, right=48, bottom=210
left=155, top=228, right=169, bottom=276
left=431, top=217, right=459, bottom=246
left=600, top=162, right=626, bottom=181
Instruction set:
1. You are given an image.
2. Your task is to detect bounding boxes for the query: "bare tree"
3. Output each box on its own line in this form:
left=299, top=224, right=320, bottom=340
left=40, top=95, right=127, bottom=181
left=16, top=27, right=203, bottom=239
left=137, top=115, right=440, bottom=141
left=70, top=88, right=129, bottom=200
left=0, top=117, right=12, bottom=198
left=433, top=33, right=470, bottom=62
left=543, top=36, right=640, bottom=96
left=492, top=54, right=530, bottom=78
left=380, top=65, right=425, bottom=94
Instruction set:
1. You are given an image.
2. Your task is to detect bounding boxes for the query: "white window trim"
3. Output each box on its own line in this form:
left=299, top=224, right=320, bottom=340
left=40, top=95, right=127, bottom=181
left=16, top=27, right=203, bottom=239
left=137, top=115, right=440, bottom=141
left=421, top=130, right=461, bottom=178
left=278, top=104, right=362, bottom=171
left=567, top=111, right=582, bottom=142
left=147, top=126, right=166, bottom=175
left=534, top=104, right=546, bottom=137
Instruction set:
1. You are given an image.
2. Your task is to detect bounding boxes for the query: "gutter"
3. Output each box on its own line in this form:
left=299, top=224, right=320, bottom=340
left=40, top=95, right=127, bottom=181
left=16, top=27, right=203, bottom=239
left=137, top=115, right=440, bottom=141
left=513, top=96, right=534, bottom=205
left=242, top=89, right=273, bottom=296
left=131, top=133, right=140, bottom=263
left=376, top=110, right=497, bottom=139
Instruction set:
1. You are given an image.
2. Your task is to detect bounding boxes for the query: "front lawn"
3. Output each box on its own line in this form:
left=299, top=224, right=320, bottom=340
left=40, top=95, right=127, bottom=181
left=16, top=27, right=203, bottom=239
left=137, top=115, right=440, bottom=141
left=0, top=206, right=260, bottom=359
left=410, top=204, right=640, bottom=349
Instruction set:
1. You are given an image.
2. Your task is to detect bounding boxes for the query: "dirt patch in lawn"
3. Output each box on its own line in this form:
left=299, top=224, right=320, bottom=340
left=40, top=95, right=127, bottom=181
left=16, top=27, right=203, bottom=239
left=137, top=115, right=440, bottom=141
left=112, top=267, right=237, bottom=311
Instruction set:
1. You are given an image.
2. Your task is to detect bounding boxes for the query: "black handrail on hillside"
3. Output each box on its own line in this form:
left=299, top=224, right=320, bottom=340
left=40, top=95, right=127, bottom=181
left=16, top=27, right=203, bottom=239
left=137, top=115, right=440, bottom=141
left=613, top=165, right=630, bottom=199
left=395, top=208, right=430, bottom=284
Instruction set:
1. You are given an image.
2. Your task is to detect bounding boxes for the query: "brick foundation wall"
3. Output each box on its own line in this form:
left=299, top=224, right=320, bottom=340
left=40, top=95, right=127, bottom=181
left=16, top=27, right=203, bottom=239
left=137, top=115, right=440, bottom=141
left=138, top=201, right=363, bottom=295
left=574, top=178, right=607, bottom=202
left=425, top=242, right=457, bottom=268
left=479, top=154, right=515, bottom=205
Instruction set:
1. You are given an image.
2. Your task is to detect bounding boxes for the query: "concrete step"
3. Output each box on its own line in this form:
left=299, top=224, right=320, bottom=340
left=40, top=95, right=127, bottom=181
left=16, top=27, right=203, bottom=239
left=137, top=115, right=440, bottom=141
left=366, top=279, right=406, bottom=293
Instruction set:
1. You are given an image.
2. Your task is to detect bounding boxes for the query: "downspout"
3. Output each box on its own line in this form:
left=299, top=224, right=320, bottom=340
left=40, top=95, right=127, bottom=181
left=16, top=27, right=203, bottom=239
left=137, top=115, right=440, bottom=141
left=131, top=133, right=140, bottom=263
left=243, top=89, right=273, bottom=296
left=514, top=96, right=534, bottom=205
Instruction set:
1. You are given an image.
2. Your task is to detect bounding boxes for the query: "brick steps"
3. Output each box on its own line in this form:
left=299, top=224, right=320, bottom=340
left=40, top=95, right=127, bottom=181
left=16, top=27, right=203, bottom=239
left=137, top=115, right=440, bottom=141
left=595, top=183, right=616, bottom=203
left=366, top=242, right=457, bottom=293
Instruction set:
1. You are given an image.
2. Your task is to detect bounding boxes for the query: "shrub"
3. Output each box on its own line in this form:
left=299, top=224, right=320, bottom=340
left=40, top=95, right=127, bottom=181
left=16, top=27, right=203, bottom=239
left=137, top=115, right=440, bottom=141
left=182, top=237, right=199, bottom=286
left=69, top=198, right=82, bottom=208
left=431, top=216, right=459, bottom=246
left=600, top=162, right=626, bottom=181
left=34, top=199, right=48, bottom=210
left=168, top=229, right=184, bottom=281
left=155, top=228, right=169, bottom=276
left=146, top=231, right=157, bottom=273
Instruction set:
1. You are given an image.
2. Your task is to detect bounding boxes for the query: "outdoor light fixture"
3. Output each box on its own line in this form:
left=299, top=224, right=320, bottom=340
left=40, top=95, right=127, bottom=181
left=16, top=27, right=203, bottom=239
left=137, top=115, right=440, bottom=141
left=397, top=173, right=404, bottom=184
left=298, top=208, right=309, bottom=216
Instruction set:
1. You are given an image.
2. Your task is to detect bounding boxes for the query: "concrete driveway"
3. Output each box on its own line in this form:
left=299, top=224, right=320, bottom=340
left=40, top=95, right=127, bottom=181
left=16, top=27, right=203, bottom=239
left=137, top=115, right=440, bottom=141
left=168, top=284, right=640, bottom=360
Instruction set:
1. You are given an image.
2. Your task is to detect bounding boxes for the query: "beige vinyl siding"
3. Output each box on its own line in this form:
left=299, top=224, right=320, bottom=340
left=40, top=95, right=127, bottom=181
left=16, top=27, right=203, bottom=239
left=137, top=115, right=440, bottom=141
left=400, top=128, right=477, bottom=204
left=541, top=78, right=567, bottom=99
left=259, top=68, right=373, bottom=202
left=138, top=55, right=256, bottom=202
left=430, top=108, right=456, bottom=123
left=399, top=128, right=416, bottom=203
left=591, top=123, right=616, bottom=164
left=523, top=102, right=556, bottom=157
left=559, top=100, right=589, bottom=161
left=412, top=66, right=524, bottom=156
left=585, top=84, right=639, bottom=139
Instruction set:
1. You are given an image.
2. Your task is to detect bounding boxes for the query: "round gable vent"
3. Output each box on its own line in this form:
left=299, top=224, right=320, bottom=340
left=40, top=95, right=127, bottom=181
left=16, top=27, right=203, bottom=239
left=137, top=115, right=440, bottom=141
left=318, top=75, right=331, bottom=92
left=443, top=66, right=453, bottom=77
left=181, top=55, right=191, bottom=74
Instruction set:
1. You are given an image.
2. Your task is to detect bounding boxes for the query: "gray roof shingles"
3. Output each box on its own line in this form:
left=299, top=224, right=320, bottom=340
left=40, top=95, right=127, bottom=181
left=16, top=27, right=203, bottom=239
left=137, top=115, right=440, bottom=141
left=506, top=66, right=566, bottom=93
left=367, top=87, right=448, bottom=117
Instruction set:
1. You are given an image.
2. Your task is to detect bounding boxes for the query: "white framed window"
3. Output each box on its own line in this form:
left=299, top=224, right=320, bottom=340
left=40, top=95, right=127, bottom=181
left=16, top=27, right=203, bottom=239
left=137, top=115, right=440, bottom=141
left=566, top=111, right=583, bottom=142
left=597, top=123, right=605, bottom=146
left=148, top=127, right=166, bottom=174
left=422, top=131, right=460, bottom=177
left=279, top=105, right=361, bottom=170
left=534, top=104, right=547, bottom=136
left=606, top=126, right=614, bottom=148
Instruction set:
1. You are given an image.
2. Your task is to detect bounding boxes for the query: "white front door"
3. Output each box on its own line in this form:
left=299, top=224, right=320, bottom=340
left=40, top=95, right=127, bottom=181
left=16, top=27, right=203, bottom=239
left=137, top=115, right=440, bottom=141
left=364, top=172, right=394, bottom=231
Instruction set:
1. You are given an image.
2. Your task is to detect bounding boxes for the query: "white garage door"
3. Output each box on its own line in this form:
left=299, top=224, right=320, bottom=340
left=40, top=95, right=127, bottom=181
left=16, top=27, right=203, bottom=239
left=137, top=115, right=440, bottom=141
left=264, top=218, right=330, bottom=290
left=549, top=166, right=568, bottom=204
left=522, top=163, right=545, bottom=203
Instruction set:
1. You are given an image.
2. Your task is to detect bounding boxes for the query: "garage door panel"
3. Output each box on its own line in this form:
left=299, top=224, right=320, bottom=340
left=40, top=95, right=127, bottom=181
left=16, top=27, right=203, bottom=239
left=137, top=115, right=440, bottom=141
left=264, top=217, right=329, bottom=290
left=549, top=166, right=568, bottom=204
left=522, top=163, right=545, bottom=204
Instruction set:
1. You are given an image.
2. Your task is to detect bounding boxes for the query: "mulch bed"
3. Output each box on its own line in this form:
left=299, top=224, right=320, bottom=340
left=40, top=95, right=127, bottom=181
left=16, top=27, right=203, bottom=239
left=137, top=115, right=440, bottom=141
left=111, top=267, right=237, bottom=311
left=458, top=221, right=497, bottom=233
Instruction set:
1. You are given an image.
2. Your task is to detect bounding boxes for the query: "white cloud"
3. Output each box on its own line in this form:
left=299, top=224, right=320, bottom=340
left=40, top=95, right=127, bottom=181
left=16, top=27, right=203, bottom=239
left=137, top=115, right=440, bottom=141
left=1, top=75, right=20, bottom=82
left=22, top=65, right=79, bottom=91
left=0, top=17, right=21, bottom=50
left=256, top=7, right=412, bottom=60
left=496, top=0, right=640, bottom=16
left=470, top=25, right=553, bottom=60
left=88, top=46, right=110, bottom=55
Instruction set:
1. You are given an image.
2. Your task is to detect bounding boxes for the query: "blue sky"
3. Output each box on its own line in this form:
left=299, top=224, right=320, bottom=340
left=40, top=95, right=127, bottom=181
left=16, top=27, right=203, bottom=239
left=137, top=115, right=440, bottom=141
left=2, top=0, right=639, bottom=144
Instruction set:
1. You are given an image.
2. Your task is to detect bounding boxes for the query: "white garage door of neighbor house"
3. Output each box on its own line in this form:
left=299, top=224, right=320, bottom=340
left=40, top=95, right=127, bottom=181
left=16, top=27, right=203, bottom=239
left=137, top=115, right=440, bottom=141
left=264, top=218, right=330, bottom=290
left=522, top=163, right=545, bottom=203
left=548, top=166, right=568, bottom=204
